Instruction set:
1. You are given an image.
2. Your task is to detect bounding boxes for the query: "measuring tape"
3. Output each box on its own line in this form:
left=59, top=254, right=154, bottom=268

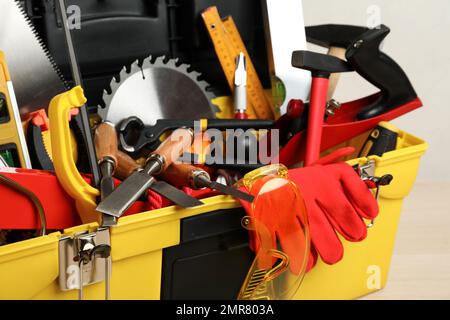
left=0, top=51, right=31, bottom=168
left=202, top=6, right=275, bottom=120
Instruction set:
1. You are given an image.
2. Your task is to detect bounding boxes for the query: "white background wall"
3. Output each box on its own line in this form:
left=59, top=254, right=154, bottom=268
left=302, top=0, right=450, bottom=182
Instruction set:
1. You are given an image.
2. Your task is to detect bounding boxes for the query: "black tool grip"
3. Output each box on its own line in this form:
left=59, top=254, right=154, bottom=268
left=292, top=50, right=353, bottom=76
left=26, top=124, right=54, bottom=171
left=359, top=122, right=398, bottom=157
left=207, top=119, right=275, bottom=130
left=120, top=117, right=275, bottom=153
left=346, top=25, right=417, bottom=120
left=305, top=24, right=368, bottom=48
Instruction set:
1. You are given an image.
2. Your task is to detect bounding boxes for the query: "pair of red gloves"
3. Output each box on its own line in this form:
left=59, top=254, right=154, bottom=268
left=239, top=147, right=379, bottom=273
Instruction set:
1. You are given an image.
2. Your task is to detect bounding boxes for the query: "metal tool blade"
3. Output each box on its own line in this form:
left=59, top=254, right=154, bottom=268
left=0, top=1, right=67, bottom=114
left=208, top=181, right=254, bottom=203
left=97, top=171, right=203, bottom=217
left=99, top=56, right=218, bottom=126
left=149, top=181, right=204, bottom=207
left=96, top=170, right=155, bottom=217
left=99, top=163, right=115, bottom=201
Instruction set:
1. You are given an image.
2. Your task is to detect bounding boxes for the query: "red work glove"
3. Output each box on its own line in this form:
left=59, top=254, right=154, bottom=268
left=238, top=147, right=379, bottom=272
left=290, top=154, right=379, bottom=266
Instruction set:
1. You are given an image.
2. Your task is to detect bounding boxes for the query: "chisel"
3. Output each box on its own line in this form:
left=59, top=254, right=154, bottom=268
left=94, top=121, right=119, bottom=226
left=114, top=149, right=205, bottom=207
left=95, top=122, right=118, bottom=200
left=115, top=150, right=141, bottom=181
left=96, top=128, right=203, bottom=217
left=160, top=163, right=254, bottom=203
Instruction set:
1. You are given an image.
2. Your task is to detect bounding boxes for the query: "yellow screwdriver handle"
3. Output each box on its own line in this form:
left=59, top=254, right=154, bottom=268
left=48, top=86, right=100, bottom=224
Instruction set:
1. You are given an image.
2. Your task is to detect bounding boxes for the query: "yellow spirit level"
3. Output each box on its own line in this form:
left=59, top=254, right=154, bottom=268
left=0, top=51, right=31, bottom=168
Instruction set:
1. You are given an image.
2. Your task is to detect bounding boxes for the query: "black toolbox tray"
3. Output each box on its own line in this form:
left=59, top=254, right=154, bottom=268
left=23, top=0, right=270, bottom=107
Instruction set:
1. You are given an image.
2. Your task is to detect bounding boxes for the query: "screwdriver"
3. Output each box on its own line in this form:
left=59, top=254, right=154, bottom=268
left=234, top=52, right=248, bottom=119
left=160, top=163, right=254, bottom=203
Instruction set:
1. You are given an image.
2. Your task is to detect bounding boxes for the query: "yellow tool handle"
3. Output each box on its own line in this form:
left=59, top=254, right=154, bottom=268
left=0, top=51, right=11, bottom=81
left=0, top=51, right=32, bottom=168
left=202, top=7, right=274, bottom=120
left=48, top=86, right=100, bottom=224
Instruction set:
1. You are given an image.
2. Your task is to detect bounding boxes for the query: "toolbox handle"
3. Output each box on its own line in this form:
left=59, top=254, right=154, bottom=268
left=48, top=86, right=100, bottom=223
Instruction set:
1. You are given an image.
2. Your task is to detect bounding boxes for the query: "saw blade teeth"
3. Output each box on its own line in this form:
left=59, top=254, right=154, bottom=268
left=129, top=62, right=141, bottom=76
left=197, top=80, right=211, bottom=90
left=176, top=64, right=189, bottom=74
left=166, top=59, right=177, bottom=69
left=119, top=65, right=128, bottom=76
left=142, top=55, right=153, bottom=68
left=100, top=53, right=219, bottom=125
left=109, top=79, right=120, bottom=94
left=154, top=56, right=166, bottom=65
left=13, top=0, right=70, bottom=89
left=190, top=71, right=201, bottom=79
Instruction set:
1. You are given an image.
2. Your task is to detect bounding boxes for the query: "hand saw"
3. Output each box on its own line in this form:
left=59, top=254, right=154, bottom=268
left=202, top=6, right=275, bottom=120
left=261, top=0, right=311, bottom=116
left=0, top=0, right=67, bottom=114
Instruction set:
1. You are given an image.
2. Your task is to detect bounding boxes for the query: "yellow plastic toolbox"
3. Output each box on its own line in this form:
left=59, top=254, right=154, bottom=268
left=0, top=126, right=427, bottom=300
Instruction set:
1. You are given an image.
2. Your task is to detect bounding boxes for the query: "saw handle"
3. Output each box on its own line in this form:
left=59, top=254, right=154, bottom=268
left=346, top=25, right=417, bottom=119
left=48, top=86, right=100, bottom=224
left=95, top=122, right=118, bottom=166
left=151, top=127, right=194, bottom=173
left=115, top=151, right=141, bottom=180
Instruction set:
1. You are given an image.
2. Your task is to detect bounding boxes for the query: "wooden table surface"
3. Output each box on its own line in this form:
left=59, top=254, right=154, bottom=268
left=361, top=182, right=450, bottom=300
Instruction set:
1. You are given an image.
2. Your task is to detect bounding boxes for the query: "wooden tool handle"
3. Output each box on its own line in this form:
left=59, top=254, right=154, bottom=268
left=327, top=46, right=347, bottom=100
left=153, top=128, right=194, bottom=172
left=160, top=163, right=199, bottom=188
left=115, top=150, right=141, bottom=180
left=95, top=122, right=118, bottom=165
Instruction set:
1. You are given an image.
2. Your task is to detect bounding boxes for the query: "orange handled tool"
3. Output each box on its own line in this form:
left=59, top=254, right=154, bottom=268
left=160, top=163, right=254, bottom=203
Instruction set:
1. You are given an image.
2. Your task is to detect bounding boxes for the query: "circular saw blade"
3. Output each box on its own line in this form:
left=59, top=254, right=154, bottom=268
left=99, top=55, right=218, bottom=125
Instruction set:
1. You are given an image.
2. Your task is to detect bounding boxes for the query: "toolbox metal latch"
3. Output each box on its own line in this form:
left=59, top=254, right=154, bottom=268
left=58, top=227, right=111, bottom=294
left=357, top=160, right=377, bottom=228
left=358, top=160, right=376, bottom=181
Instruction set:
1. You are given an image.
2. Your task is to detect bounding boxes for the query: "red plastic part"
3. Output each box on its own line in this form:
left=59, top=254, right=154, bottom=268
left=0, top=168, right=161, bottom=230
left=0, top=168, right=81, bottom=229
left=305, top=77, right=329, bottom=166
left=30, top=109, right=50, bottom=131
left=287, top=99, right=305, bottom=119
left=276, top=93, right=423, bottom=167
left=234, top=112, right=248, bottom=119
